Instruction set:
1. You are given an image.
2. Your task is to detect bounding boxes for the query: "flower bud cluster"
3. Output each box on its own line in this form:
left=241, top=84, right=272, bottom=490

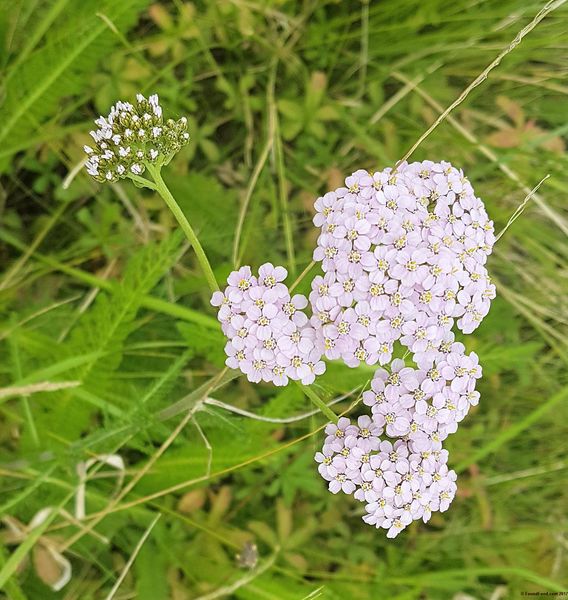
left=310, top=160, right=495, bottom=368
left=84, top=93, right=190, bottom=182
left=211, top=263, right=325, bottom=386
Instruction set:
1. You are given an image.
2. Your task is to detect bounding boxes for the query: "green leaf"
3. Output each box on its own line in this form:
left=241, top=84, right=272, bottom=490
left=135, top=539, right=169, bottom=600
left=176, top=322, right=225, bottom=366
left=455, top=384, right=568, bottom=472
left=41, top=232, right=184, bottom=438
left=278, top=99, right=301, bottom=120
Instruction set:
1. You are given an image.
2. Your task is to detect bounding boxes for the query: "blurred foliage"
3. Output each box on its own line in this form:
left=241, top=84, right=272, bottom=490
left=1, top=0, right=568, bottom=598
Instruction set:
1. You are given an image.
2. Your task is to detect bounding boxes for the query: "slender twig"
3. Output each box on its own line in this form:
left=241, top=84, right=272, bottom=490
left=43, top=388, right=368, bottom=535
left=194, top=548, right=279, bottom=600
left=270, top=66, right=297, bottom=277
left=193, top=419, right=212, bottom=479
left=495, top=175, right=550, bottom=242
left=357, top=0, right=369, bottom=98
left=60, top=369, right=227, bottom=551
left=289, top=260, right=316, bottom=293
left=60, top=403, right=198, bottom=551
left=0, top=200, right=68, bottom=291
left=57, top=258, right=118, bottom=342
left=112, top=183, right=151, bottom=243
left=104, top=514, right=161, bottom=600
left=0, top=296, right=80, bottom=342
left=393, top=72, right=568, bottom=237
left=62, top=157, right=88, bottom=189
left=233, top=60, right=277, bottom=266
left=484, top=460, right=568, bottom=486
left=204, top=388, right=358, bottom=424
left=0, top=230, right=219, bottom=329
left=340, top=62, right=443, bottom=159
left=0, top=381, right=80, bottom=401
left=70, top=412, right=339, bottom=518
left=296, top=383, right=338, bottom=423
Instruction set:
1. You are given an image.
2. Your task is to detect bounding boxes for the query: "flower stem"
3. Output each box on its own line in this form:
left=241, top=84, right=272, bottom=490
left=289, top=260, right=316, bottom=293
left=147, top=164, right=220, bottom=293
left=296, top=382, right=338, bottom=424
left=127, top=173, right=157, bottom=190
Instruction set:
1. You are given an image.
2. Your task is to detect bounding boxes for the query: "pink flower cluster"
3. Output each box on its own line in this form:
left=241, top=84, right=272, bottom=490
left=365, top=352, right=481, bottom=443
left=211, top=160, right=495, bottom=538
left=310, top=160, right=495, bottom=368
left=316, top=415, right=457, bottom=538
left=315, top=348, right=480, bottom=537
left=211, top=263, right=325, bottom=386
left=308, top=161, right=495, bottom=536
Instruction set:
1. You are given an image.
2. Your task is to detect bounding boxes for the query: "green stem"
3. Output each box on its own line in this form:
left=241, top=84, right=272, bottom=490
left=127, top=173, right=157, bottom=190
left=147, top=164, right=220, bottom=293
left=296, top=382, right=338, bottom=424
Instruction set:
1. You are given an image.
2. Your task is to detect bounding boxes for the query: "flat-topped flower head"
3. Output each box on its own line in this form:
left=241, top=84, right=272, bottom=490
left=315, top=432, right=458, bottom=538
left=209, top=160, right=493, bottom=538
left=212, top=263, right=325, bottom=386
left=84, top=93, right=190, bottom=182
left=310, top=160, right=495, bottom=368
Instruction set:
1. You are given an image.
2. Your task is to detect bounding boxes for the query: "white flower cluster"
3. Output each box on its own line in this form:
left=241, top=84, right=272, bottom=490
left=316, top=416, right=457, bottom=538
left=315, top=347, right=481, bottom=537
left=309, top=160, right=495, bottom=368
left=211, top=263, right=325, bottom=386
left=309, top=161, right=495, bottom=536
left=84, top=93, right=190, bottom=182
left=210, top=160, right=495, bottom=537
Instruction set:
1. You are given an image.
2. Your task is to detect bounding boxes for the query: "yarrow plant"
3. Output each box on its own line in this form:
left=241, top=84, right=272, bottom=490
left=212, top=160, right=496, bottom=537
left=85, top=98, right=495, bottom=539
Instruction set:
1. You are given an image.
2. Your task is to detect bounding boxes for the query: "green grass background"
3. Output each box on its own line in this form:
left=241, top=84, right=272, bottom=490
left=1, top=0, right=568, bottom=598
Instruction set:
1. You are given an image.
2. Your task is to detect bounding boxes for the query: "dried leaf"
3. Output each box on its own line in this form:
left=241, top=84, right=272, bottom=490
left=496, top=95, right=525, bottom=128
left=148, top=4, right=173, bottom=30
left=168, top=567, right=190, bottom=600
left=524, top=121, right=565, bottom=153
left=326, top=167, right=344, bottom=190
left=32, top=544, right=71, bottom=591
left=283, top=551, right=308, bottom=572
left=247, top=521, right=278, bottom=548
left=486, top=128, right=521, bottom=148
left=208, top=486, right=231, bottom=522
left=310, top=71, right=327, bottom=93
left=177, top=490, right=206, bottom=514
left=276, top=498, right=292, bottom=541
